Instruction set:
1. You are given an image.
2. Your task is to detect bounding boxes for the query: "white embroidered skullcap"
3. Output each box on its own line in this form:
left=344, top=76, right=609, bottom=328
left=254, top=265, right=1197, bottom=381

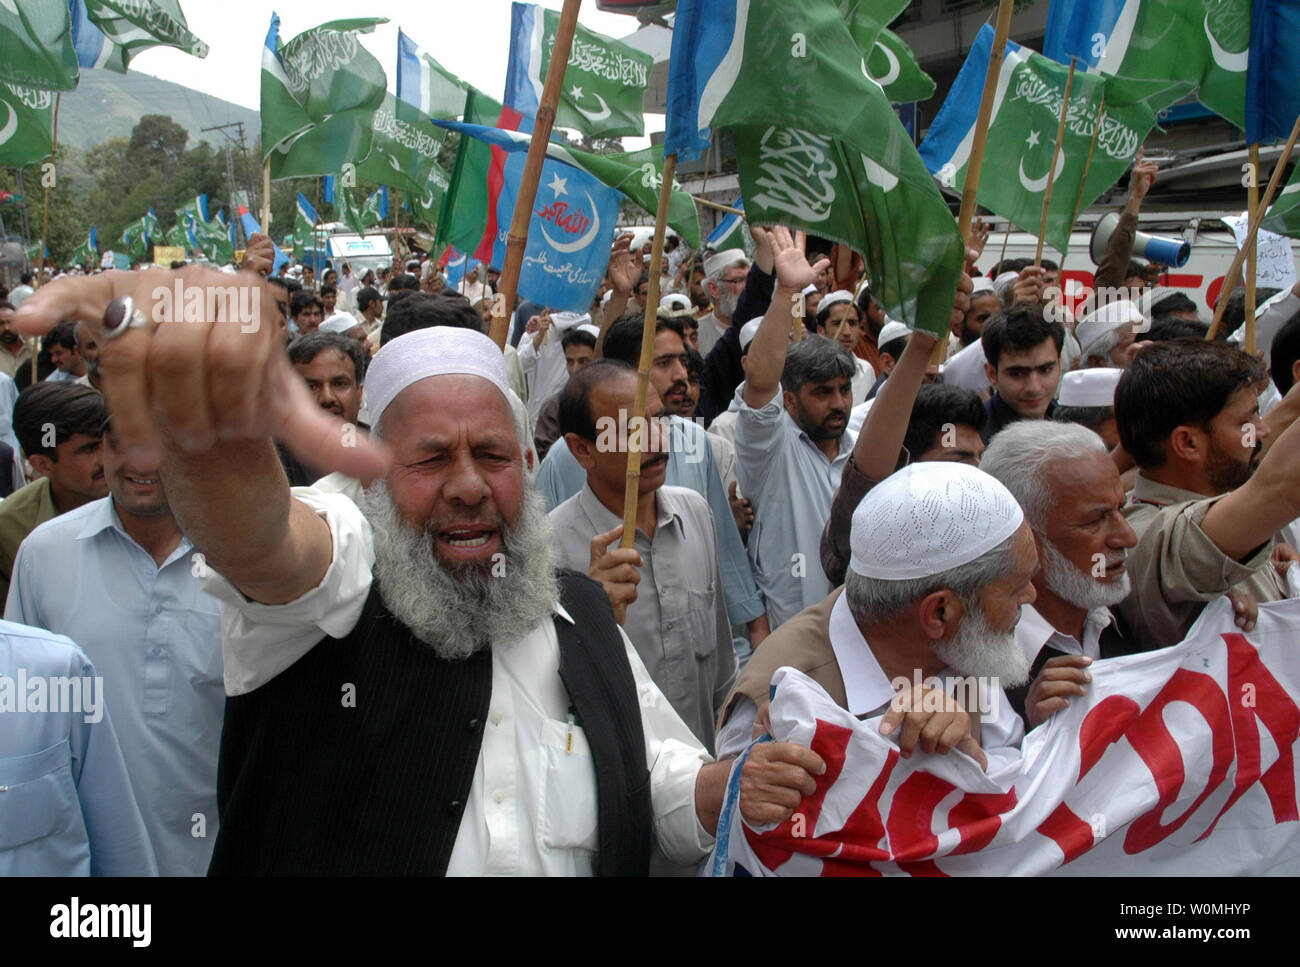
left=801, top=284, right=819, bottom=298
left=366, top=326, right=510, bottom=425
left=819, top=289, right=854, bottom=312
left=739, top=316, right=764, bottom=351
left=993, top=271, right=1019, bottom=291
left=877, top=320, right=910, bottom=347
left=1058, top=367, right=1120, bottom=408
left=576, top=323, right=602, bottom=340
left=704, top=248, right=747, bottom=278
left=1076, top=300, right=1144, bottom=354
left=659, top=292, right=693, bottom=315
left=318, top=312, right=359, bottom=335
left=1136, top=286, right=1178, bottom=316
left=971, top=276, right=996, bottom=295
left=849, top=462, right=1024, bottom=580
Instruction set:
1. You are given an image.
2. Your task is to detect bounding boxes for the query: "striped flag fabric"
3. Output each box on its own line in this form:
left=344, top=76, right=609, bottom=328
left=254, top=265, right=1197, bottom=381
left=712, top=598, right=1300, bottom=876
left=70, top=0, right=207, bottom=74
left=395, top=29, right=467, bottom=119
left=1245, top=0, right=1300, bottom=145
left=0, top=81, right=56, bottom=168
left=706, top=196, right=748, bottom=250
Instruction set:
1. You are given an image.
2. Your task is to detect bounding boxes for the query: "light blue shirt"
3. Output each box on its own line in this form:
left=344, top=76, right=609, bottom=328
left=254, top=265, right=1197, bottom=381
left=536, top=416, right=765, bottom=626
left=5, top=497, right=224, bottom=875
left=0, top=620, right=156, bottom=876
left=733, top=383, right=855, bottom=629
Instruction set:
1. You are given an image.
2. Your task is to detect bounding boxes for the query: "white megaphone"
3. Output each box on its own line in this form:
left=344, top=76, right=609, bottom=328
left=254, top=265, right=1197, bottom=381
left=1090, top=211, right=1191, bottom=267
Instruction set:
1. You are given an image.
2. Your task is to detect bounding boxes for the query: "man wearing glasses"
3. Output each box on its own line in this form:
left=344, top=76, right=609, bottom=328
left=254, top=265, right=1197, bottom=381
left=697, top=249, right=750, bottom=357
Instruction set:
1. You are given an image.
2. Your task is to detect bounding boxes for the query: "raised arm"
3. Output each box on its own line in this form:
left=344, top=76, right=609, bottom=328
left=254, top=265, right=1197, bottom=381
left=1201, top=413, right=1300, bottom=561
left=596, top=233, right=639, bottom=357
left=742, top=227, right=828, bottom=410
left=13, top=266, right=389, bottom=605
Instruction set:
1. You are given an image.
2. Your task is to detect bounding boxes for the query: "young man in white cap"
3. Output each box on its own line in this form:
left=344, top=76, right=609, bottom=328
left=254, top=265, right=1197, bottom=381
left=517, top=310, right=590, bottom=424
left=13, top=273, right=827, bottom=876
left=813, top=289, right=875, bottom=402
left=531, top=323, right=601, bottom=461
left=697, top=248, right=749, bottom=357
left=1075, top=300, right=1145, bottom=370
left=1052, top=367, right=1122, bottom=449
left=718, top=460, right=1038, bottom=771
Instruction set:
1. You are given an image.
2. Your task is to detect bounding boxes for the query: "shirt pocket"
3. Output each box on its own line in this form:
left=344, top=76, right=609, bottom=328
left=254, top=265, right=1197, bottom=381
left=536, top=718, right=599, bottom=853
left=0, top=740, right=78, bottom=850
left=687, top=587, right=717, bottom=659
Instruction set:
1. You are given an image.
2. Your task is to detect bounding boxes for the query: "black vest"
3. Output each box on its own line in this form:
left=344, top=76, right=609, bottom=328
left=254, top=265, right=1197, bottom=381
left=208, top=569, right=651, bottom=876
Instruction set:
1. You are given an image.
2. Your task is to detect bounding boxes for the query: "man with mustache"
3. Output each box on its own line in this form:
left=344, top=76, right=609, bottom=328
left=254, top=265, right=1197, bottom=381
left=697, top=249, right=749, bottom=358
left=0, top=301, right=33, bottom=381
left=549, top=360, right=737, bottom=758
left=735, top=227, right=857, bottom=628
left=277, top=332, right=369, bottom=488
left=11, top=277, right=823, bottom=876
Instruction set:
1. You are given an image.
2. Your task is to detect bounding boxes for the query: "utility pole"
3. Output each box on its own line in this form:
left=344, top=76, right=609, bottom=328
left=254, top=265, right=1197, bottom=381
left=201, top=121, right=252, bottom=247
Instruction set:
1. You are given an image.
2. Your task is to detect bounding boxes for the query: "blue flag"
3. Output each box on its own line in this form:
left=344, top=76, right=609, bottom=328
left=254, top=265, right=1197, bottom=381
left=662, top=0, right=742, bottom=162
left=1043, top=0, right=1129, bottom=67
left=707, top=196, right=746, bottom=249
left=1246, top=0, right=1300, bottom=144
left=323, top=175, right=335, bottom=205
left=443, top=247, right=482, bottom=289
left=436, top=121, right=621, bottom=312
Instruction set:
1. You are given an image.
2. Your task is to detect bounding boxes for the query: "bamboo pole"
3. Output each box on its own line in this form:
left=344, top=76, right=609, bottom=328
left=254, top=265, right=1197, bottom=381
left=1034, top=59, right=1076, bottom=267
left=1245, top=143, right=1259, bottom=355
left=35, top=93, right=61, bottom=384
left=692, top=195, right=744, bottom=217
left=260, top=160, right=271, bottom=239
left=936, top=0, right=1015, bottom=365
left=621, top=152, right=677, bottom=549
left=489, top=0, right=582, bottom=350
left=1208, top=112, right=1300, bottom=340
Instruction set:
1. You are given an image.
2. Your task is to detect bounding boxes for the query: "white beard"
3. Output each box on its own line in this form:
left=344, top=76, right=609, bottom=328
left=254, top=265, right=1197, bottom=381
left=357, top=481, right=559, bottom=662
left=1041, top=538, right=1131, bottom=610
left=932, top=601, right=1031, bottom=689
left=714, top=287, right=738, bottom=320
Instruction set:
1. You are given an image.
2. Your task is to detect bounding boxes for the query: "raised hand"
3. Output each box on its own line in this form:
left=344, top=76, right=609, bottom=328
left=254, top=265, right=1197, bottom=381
left=588, top=523, right=642, bottom=624
left=1129, top=148, right=1158, bottom=205
left=770, top=226, right=829, bottom=294
left=607, top=233, right=641, bottom=296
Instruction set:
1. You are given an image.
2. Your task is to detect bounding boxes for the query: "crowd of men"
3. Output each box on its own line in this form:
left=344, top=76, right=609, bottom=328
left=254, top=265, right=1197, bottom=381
left=3, top=149, right=1300, bottom=877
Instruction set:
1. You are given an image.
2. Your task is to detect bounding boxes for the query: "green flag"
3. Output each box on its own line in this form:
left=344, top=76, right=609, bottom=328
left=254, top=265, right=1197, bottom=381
left=673, top=0, right=965, bottom=334
left=71, top=227, right=98, bottom=267
left=80, top=0, right=208, bottom=73
left=435, top=87, right=503, bottom=254
left=396, top=29, right=468, bottom=120
left=261, top=15, right=389, bottom=180
left=354, top=93, right=446, bottom=195
left=191, top=216, right=234, bottom=264
left=407, top=162, right=450, bottom=231
left=1261, top=164, right=1300, bottom=239
left=334, top=185, right=366, bottom=237
left=865, top=28, right=934, bottom=104
left=164, top=222, right=189, bottom=250
left=0, top=82, right=56, bottom=168
left=0, top=1, right=79, bottom=91
left=360, top=188, right=388, bottom=229
left=506, top=3, right=652, bottom=138
left=920, top=29, right=1184, bottom=257
left=582, top=147, right=701, bottom=250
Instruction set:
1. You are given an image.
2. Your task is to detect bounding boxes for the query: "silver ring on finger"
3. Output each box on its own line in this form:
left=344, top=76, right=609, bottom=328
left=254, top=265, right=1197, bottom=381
left=102, top=296, right=152, bottom=343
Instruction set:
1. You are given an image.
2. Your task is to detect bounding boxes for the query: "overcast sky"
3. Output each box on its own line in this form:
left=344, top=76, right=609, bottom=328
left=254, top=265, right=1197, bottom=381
left=126, top=0, right=658, bottom=141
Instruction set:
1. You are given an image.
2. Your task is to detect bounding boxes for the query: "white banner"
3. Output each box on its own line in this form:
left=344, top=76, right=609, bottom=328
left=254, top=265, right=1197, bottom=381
left=712, top=597, right=1300, bottom=876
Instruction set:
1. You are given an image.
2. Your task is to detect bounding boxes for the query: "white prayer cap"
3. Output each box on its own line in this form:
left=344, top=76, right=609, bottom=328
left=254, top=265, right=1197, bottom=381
left=877, top=320, right=909, bottom=347
left=971, top=276, right=996, bottom=295
left=1137, top=286, right=1178, bottom=316
left=1076, top=300, right=1144, bottom=354
left=601, top=288, right=614, bottom=306
left=659, top=292, right=693, bottom=315
left=801, top=284, right=819, bottom=298
left=576, top=323, right=602, bottom=340
left=855, top=278, right=872, bottom=302
left=849, top=462, right=1024, bottom=581
left=819, top=289, right=854, bottom=312
left=992, top=270, right=1019, bottom=293
left=739, top=316, right=764, bottom=352
left=366, top=327, right=510, bottom=426
left=704, top=248, right=748, bottom=278
left=551, top=311, right=590, bottom=333
left=318, top=312, right=359, bottom=335
left=1058, top=367, right=1121, bottom=408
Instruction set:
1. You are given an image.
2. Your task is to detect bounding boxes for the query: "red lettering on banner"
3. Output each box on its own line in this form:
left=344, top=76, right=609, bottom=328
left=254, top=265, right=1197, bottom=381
left=820, top=745, right=900, bottom=876
left=1197, top=633, right=1300, bottom=838
left=948, top=789, right=1020, bottom=855
left=1078, top=695, right=1139, bottom=779
left=887, top=771, right=957, bottom=874
left=1037, top=803, right=1095, bottom=863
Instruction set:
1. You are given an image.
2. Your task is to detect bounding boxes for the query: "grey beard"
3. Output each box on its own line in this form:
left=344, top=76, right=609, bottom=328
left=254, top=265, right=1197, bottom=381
left=714, top=286, right=738, bottom=320
left=1041, top=538, right=1131, bottom=610
left=932, top=599, right=1031, bottom=689
left=357, top=482, right=559, bottom=662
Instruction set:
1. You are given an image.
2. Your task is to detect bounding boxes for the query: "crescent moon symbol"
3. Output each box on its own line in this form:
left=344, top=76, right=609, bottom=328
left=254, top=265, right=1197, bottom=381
left=1018, top=147, right=1067, bottom=194
left=864, top=41, right=901, bottom=88
left=1204, top=13, right=1247, bottom=73
left=0, top=101, right=15, bottom=147
left=573, top=91, right=612, bottom=123
left=538, top=191, right=602, bottom=254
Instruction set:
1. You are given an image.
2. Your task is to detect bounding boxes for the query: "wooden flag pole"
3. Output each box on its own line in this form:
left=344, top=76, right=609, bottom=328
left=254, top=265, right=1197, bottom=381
left=1034, top=58, right=1076, bottom=268
left=1063, top=92, right=1105, bottom=267
left=1245, top=143, right=1260, bottom=355
left=35, top=93, right=61, bottom=385
left=936, top=0, right=1015, bottom=365
left=1208, top=112, right=1300, bottom=340
left=692, top=195, right=745, bottom=217
left=996, top=220, right=1012, bottom=271
left=621, top=152, right=677, bottom=549
left=490, top=0, right=582, bottom=350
